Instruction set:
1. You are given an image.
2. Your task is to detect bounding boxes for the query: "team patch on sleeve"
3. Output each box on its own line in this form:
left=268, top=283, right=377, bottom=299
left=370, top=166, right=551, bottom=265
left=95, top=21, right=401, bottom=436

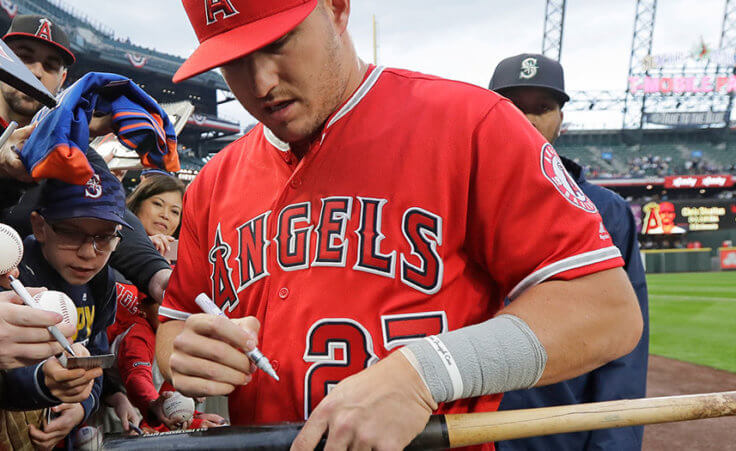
left=540, top=143, right=598, bottom=213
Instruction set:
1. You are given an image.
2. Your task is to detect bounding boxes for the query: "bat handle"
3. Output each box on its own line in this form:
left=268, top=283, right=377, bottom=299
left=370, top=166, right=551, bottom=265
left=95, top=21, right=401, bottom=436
left=311, top=416, right=448, bottom=450
left=405, top=415, right=449, bottom=450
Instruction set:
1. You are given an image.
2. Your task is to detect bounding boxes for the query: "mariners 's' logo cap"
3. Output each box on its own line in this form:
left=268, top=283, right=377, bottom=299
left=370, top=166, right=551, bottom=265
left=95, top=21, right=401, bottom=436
left=3, top=14, right=75, bottom=65
left=174, top=0, right=318, bottom=83
left=489, top=53, right=570, bottom=104
left=519, top=57, right=539, bottom=79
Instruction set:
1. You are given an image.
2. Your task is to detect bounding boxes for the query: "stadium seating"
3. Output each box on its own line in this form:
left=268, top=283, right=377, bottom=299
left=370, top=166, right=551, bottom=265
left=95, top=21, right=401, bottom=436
left=556, top=141, right=735, bottom=178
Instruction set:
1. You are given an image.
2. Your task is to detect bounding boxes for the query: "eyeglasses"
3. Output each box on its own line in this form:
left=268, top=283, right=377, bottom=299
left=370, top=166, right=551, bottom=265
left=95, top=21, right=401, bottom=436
left=47, top=222, right=122, bottom=253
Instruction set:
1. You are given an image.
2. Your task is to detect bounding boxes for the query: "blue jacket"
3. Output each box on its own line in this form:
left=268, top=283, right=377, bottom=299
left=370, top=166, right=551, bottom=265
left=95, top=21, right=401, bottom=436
left=1, top=237, right=116, bottom=425
left=497, top=157, right=649, bottom=451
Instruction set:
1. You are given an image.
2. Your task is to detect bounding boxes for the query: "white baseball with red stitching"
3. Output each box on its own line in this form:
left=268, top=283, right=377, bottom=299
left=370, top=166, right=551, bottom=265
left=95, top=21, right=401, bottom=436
left=163, top=392, right=195, bottom=424
left=0, top=223, right=23, bottom=275
left=33, top=291, right=78, bottom=330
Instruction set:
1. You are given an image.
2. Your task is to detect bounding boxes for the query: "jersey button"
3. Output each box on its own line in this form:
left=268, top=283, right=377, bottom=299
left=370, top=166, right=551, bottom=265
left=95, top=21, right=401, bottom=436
left=270, top=359, right=280, bottom=371
left=278, top=287, right=290, bottom=299
left=290, top=178, right=302, bottom=189
left=283, top=154, right=293, bottom=164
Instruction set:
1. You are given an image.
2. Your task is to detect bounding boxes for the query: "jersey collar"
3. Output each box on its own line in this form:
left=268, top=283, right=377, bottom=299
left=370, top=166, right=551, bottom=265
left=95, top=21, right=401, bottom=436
left=264, top=65, right=385, bottom=152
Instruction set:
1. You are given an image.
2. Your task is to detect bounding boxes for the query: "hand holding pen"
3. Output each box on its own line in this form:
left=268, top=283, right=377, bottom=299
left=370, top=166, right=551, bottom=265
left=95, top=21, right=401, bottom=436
left=0, top=288, right=76, bottom=369
left=194, top=293, right=279, bottom=381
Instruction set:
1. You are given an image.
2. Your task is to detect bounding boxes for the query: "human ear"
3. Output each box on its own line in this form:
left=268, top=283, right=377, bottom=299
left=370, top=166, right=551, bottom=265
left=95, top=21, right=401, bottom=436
left=54, top=68, right=67, bottom=95
left=323, top=0, right=351, bottom=34
left=30, top=212, right=46, bottom=242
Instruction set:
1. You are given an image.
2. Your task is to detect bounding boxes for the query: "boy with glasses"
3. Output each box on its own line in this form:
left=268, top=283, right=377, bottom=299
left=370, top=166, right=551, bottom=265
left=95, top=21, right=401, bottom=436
left=2, top=160, right=128, bottom=449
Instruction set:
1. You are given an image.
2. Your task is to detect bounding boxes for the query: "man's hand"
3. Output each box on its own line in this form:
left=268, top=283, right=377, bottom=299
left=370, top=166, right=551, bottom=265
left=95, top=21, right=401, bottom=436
left=0, top=123, right=36, bottom=182
left=28, top=403, right=85, bottom=450
left=0, top=288, right=77, bottom=369
left=148, top=391, right=188, bottom=430
left=291, top=351, right=437, bottom=451
left=194, top=412, right=228, bottom=428
left=168, top=314, right=259, bottom=397
left=105, top=390, right=142, bottom=434
left=43, top=343, right=103, bottom=403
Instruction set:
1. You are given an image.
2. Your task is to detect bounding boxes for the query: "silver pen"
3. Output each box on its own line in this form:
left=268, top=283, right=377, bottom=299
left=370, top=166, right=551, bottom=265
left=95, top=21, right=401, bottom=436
left=8, top=275, right=76, bottom=356
left=194, top=293, right=279, bottom=381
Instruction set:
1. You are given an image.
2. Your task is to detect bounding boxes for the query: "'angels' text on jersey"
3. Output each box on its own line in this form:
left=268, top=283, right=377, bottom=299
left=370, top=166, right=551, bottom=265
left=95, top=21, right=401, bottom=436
left=209, top=196, right=443, bottom=311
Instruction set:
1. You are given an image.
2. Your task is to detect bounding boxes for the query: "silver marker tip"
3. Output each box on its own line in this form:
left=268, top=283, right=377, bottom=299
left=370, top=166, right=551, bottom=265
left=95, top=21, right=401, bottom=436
left=262, top=364, right=280, bottom=381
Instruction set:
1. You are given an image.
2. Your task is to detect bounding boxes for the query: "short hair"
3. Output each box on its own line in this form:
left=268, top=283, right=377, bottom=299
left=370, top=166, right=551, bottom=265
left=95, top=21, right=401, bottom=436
left=126, top=175, right=186, bottom=216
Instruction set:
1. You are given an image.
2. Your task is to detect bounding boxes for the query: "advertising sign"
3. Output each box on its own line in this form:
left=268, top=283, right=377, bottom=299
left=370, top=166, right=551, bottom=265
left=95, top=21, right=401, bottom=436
left=641, top=200, right=736, bottom=235
left=643, top=111, right=727, bottom=127
left=664, top=175, right=734, bottom=189
left=720, top=248, right=736, bottom=270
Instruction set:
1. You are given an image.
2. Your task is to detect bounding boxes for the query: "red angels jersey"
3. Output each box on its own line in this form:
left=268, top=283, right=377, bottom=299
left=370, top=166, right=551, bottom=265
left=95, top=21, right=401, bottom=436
left=107, top=282, right=141, bottom=343
left=161, top=66, right=623, bottom=427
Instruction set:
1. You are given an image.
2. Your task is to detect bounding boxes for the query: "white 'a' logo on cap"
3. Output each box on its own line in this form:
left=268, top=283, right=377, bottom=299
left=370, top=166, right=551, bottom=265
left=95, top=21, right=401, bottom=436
left=36, top=18, right=53, bottom=41
left=205, top=0, right=240, bottom=25
left=519, top=57, right=538, bottom=79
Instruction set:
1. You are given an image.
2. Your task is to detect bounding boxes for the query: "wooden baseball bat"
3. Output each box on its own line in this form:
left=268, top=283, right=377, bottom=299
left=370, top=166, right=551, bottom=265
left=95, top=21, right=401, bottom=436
left=445, top=390, right=736, bottom=447
left=102, top=391, right=736, bottom=450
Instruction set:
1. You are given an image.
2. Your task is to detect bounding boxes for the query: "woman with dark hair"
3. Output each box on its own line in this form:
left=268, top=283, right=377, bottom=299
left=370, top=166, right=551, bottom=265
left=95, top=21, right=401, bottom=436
left=126, top=175, right=186, bottom=259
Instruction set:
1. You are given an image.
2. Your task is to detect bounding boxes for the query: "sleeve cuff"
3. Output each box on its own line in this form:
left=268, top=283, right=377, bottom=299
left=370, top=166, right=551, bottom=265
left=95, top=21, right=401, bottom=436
left=34, top=360, right=60, bottom=404
left=80, top=395, right=97, bottom=423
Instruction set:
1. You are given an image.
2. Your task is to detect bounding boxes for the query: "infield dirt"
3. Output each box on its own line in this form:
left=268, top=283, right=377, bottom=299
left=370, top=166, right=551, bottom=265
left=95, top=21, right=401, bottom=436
left=643, top=355, right=736, bottom=450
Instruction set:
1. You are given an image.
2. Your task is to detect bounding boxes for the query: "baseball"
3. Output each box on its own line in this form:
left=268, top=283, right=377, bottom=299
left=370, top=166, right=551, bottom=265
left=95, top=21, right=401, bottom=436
left=163, top=392, right=195, bottom=424
left=33, top=291, right=78, bottom=330
left=0, top=223, right=23, bottom=275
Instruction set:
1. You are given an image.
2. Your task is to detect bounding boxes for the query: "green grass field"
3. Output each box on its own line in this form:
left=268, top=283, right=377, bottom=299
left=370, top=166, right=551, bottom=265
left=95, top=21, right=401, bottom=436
left=647, top=272, right=736, bottom=372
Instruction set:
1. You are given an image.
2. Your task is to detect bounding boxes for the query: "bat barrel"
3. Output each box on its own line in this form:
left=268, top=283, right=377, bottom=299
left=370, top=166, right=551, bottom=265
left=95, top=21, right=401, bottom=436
left=102, top=416, right=449, bottom=450
left=445, top=391, right=736, bottom=448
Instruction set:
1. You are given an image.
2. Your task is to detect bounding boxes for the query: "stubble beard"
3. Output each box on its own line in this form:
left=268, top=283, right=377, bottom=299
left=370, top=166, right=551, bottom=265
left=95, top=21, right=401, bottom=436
left=294, top=34, right=349, bottom=145
left=1, top=85, right=41, bottom=121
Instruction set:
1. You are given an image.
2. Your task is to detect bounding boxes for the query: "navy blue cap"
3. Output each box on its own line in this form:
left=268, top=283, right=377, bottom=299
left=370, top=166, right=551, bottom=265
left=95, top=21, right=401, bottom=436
left=489, top=53, right=570, bottom=104
left=39, top=160, right=131, bottom=228
left=140, top=168, right=173, bottom=177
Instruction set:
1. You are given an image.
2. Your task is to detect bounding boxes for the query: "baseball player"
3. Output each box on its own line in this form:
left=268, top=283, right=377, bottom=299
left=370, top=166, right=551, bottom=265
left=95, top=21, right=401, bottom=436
left=489, top=54, right=649, bottom=450
left=156, top=1, right=643, bottom=450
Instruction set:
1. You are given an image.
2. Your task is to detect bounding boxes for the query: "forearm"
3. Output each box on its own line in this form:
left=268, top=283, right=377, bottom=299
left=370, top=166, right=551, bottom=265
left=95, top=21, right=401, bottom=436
left=402, top=267, right=642, bottom=404
left=80, top=375, right=103, bottom=422
left=1, top=362, right=58, bottom=410
left=502, top=267, right=642, bottom=385
left=155, top=320, right=185, bottom=382
left=147, top=268, right=172, bottom=304
left=124, top=368, right=160, bottom=413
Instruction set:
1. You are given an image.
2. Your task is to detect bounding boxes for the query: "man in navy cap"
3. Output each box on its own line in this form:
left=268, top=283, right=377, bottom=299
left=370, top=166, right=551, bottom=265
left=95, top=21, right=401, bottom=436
left=490, top=53, right=650, bottom=451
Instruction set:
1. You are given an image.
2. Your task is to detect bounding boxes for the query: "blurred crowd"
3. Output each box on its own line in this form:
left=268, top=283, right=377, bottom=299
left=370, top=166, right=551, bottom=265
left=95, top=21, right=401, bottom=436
left=0, top=14, right=224, bottom=451
left=583, top=154, right=736, bottom=179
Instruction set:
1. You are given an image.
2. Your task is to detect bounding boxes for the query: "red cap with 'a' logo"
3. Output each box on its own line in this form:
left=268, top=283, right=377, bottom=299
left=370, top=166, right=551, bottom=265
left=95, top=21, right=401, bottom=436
left=174, top=0, right=318, bottom=83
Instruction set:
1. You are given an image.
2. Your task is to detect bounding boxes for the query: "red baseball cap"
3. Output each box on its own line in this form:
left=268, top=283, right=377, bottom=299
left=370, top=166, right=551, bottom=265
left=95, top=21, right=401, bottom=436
left=174, top=0, right=318, bottom=83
